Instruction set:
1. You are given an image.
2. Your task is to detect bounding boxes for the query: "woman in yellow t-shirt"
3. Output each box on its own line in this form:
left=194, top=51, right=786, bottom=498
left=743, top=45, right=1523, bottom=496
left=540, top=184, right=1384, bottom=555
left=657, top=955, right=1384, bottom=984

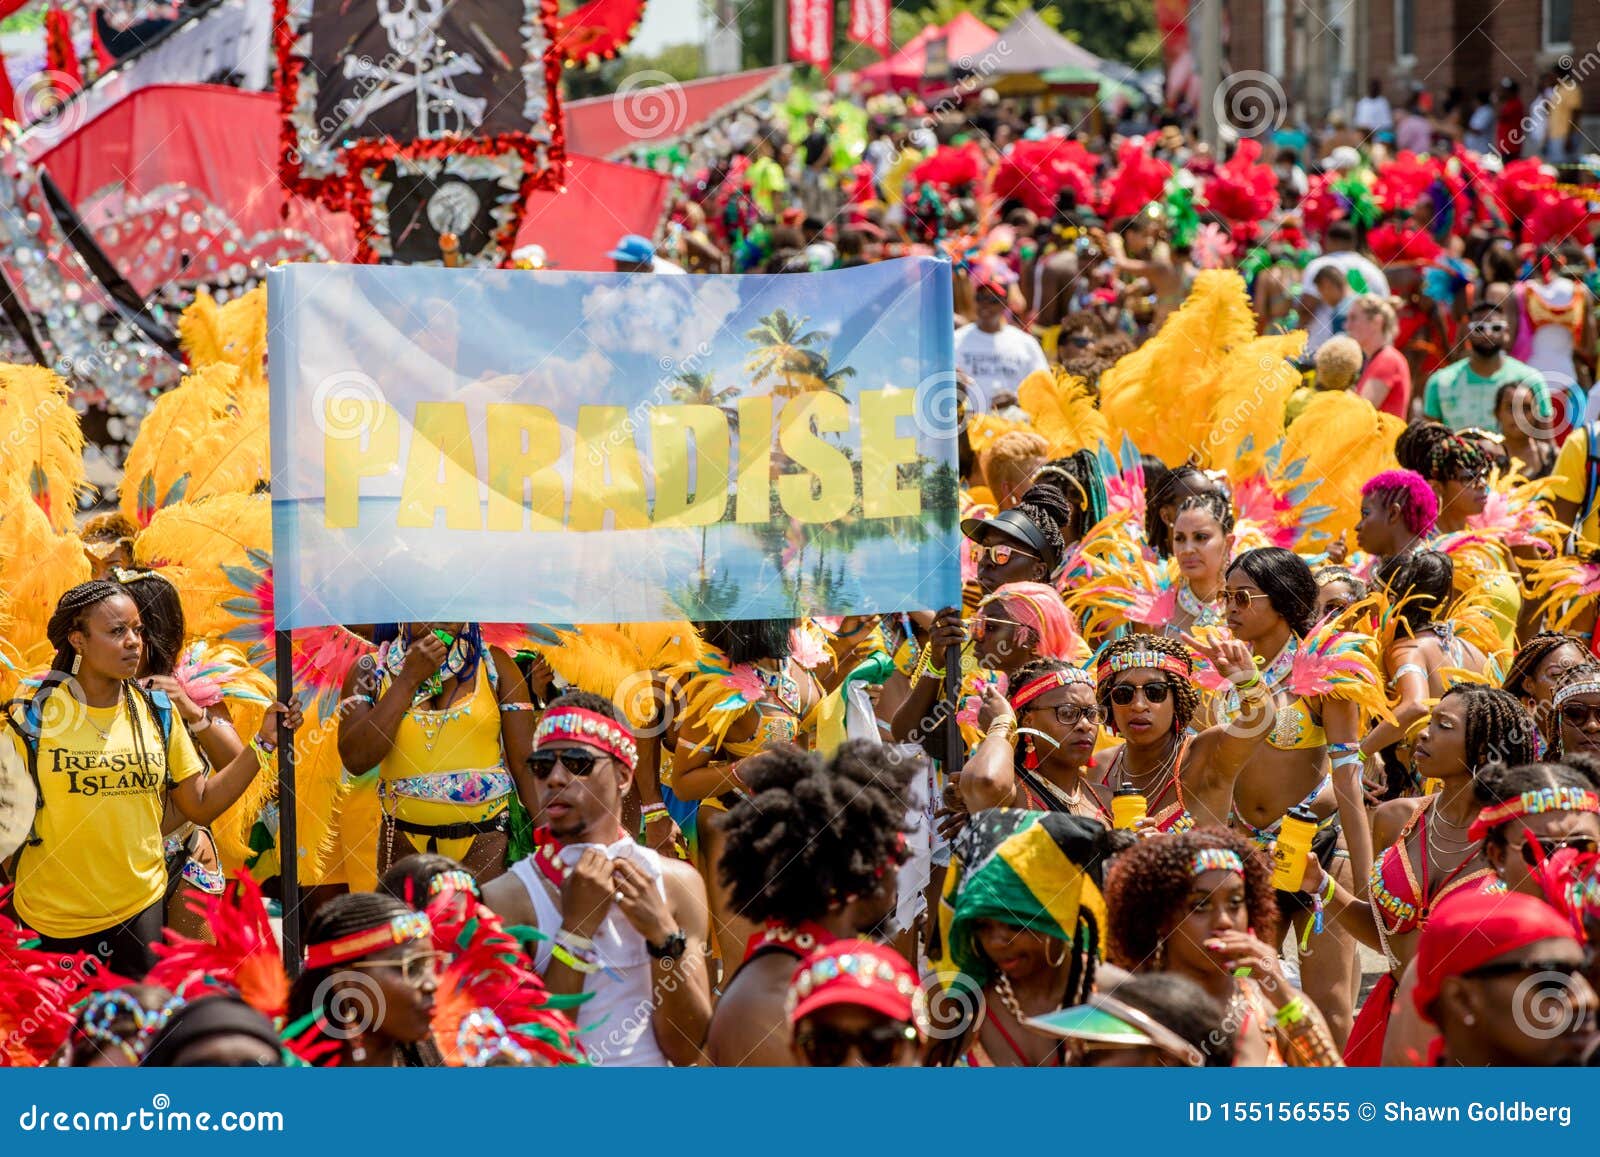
left=7, top=581, right=293, bottom=978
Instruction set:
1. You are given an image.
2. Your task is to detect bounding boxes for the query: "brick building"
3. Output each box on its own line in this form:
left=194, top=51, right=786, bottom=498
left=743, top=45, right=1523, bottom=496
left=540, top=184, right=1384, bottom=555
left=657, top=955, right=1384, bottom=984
left=1229, top=0, right=1598, bottom=136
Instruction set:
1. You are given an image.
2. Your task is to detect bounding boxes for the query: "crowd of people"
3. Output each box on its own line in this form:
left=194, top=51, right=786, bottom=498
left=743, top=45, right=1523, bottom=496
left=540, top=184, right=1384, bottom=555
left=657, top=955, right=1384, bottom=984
left=4, top=81, right=1600, bottom=1070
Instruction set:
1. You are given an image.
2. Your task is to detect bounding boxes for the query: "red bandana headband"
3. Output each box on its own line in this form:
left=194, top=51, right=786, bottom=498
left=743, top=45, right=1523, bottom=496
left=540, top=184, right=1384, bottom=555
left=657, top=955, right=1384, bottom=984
left=303, top=912, right=432, bottom=970
left=1012, top=668, right=1095, bottom=709
left=535, top=708, right=638, bottom=770
left=1467, top=786, right=1600, bottom=843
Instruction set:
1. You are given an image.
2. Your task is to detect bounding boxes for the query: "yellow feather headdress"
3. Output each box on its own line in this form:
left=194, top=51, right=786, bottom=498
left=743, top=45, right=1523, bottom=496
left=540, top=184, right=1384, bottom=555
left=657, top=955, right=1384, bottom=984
left=0, top=364, right=88, bottom=532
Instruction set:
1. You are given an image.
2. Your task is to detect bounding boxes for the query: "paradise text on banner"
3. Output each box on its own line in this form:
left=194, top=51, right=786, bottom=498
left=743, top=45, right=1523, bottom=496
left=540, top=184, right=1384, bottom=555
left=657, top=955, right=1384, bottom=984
left=266, top=259, right=961, bottom=630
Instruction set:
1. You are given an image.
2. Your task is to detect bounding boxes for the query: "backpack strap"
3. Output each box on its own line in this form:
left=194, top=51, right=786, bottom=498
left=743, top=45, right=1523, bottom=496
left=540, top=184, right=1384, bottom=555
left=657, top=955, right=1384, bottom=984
left=129, top=684, right=176, bottom=786
left=2, top=695, right=46, bottom=850
left=1571, top=421, right=1600, bottom=553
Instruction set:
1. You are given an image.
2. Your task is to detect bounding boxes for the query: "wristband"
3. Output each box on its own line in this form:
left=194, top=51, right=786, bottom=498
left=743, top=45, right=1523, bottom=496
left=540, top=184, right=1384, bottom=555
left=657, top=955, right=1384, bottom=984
left=1235, top=672, right=1262, bottom=690
left=1273, top=995, right=1308, bottom=1027
left=1328, top=741, right=1360, bottom=755
left=189, top=713, right=212, bottom=734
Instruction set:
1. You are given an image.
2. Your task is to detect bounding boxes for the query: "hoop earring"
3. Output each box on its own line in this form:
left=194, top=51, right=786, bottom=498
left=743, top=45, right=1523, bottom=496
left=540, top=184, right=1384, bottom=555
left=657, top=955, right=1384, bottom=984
left=1046, top=937, right=1067, bottom=968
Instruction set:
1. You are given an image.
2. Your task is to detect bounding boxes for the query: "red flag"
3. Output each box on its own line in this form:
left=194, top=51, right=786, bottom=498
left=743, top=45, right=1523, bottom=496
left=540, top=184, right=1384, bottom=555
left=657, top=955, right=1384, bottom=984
left=788, top=0, right=832, bottom=69
left=847, top=0, right=889, bottom=55
left=0, top=49, right=15, bottom=119
left=44, top=6, right=82, bottom=87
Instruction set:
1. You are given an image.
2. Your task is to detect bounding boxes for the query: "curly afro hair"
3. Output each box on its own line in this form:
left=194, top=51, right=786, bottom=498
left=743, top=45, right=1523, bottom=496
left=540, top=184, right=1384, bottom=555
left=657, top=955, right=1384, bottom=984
left=1094, top=633, right=1200, bottom=735
left=1103, top=827, right=1277, bottom=970
left=717, top=741, right=913, bottom=926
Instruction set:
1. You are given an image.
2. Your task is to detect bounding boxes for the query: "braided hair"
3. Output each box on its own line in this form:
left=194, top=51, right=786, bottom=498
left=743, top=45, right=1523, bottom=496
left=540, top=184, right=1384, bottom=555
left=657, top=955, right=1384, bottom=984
left=1094, top=633, right=1200, bottom=734
left=1503, top=631, right=1588, bottom=701
left=1395, top=420, right=1488, bottom=485
left=1174, top=490, right=1236, bottom=535
left=717, top=741, right=912, bottom=926
left=1373, top=549, right=1454, bottom=635
left=1027, top=450, right=1108, bottom=547
left=1103, top=827, right=1277, bottom=970
left=1226, top=547, right=1319, bottom=636
left=1438, top=685, right=1540, bottom=772
left=1001, top=499, right=1067, bottom=577
left=37, top=581, right=160, bottom=793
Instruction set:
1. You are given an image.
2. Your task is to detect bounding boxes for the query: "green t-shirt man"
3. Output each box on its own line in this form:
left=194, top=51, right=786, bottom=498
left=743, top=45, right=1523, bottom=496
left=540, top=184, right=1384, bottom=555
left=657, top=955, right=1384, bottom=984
left=1422, top=353, right=1549, bottom=432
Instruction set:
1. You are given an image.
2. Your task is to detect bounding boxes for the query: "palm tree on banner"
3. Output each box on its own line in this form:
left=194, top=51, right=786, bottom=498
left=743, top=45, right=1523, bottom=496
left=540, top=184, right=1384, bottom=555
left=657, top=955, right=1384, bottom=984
left=668, top=369, right=741, bottom=413
left=744, top=308, right=826, bottom=398
left=668, top=369, right=740, bottom=575
left=791, top=349, right=857, bottom=395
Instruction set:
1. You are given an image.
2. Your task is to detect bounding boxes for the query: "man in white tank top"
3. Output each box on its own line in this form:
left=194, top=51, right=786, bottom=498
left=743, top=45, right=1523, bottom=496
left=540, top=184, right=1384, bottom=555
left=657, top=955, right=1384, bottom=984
left=482, top=692, right=712, bottom=1065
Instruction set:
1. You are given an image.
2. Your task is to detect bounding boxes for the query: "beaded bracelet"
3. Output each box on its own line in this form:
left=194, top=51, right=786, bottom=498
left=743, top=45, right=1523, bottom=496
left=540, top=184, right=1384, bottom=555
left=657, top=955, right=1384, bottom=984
left=498, top=701, right=537, bottom=712
left=1235, top=672, right=1262, bottom=690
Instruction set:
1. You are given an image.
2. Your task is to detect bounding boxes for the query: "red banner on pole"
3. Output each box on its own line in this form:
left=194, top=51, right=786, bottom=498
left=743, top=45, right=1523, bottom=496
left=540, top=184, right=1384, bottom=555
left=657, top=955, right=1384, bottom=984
left=847, top=0, right=889, bottom=55
left=788, top=0, right=833, bottom=69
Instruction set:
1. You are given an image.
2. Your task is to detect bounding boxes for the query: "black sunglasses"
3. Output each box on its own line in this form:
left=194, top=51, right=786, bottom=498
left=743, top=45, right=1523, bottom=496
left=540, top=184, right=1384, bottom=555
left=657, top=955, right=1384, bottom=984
left=795, top=1021, right=915, bottom=1067
left=1461, top=950, right=1594, bottom=983
left=1561, top=704, right=1600, bottom=729
left=1520, top=835, right=1600, bottom=868
left=528, top=749, right=604, bottom=779
left=1110, top=681, right=1171, bottom=706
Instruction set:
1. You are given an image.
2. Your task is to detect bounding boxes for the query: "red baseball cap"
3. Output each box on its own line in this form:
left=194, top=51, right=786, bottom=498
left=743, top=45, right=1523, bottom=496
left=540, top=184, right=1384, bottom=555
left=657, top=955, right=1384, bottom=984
left=786, top=940, right=926, bottom=1035
left=1412, top=889, right=1578, bottom=1023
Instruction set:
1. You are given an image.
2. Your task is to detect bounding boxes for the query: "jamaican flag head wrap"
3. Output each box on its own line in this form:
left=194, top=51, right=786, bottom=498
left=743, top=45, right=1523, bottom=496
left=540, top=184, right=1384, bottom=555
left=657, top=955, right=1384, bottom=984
left=936, top=808, right=1109, bottom=990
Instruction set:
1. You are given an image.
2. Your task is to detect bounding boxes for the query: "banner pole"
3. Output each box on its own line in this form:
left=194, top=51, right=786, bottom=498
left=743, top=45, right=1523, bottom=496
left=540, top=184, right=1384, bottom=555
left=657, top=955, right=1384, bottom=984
left=942, top=642, right=964, bottom=776
left=275, top=629, right=303, bottom=976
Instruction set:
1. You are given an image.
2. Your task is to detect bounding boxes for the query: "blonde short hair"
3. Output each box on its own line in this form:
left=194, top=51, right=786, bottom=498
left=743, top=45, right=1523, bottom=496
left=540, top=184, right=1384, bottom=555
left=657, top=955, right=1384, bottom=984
left=1348, top=293, right=1398, bottom=342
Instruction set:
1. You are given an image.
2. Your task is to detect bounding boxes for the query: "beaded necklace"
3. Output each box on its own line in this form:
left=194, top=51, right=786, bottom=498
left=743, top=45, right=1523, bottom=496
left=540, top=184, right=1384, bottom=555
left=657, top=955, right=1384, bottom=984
left=1177, top=581, right=1225, bottom=629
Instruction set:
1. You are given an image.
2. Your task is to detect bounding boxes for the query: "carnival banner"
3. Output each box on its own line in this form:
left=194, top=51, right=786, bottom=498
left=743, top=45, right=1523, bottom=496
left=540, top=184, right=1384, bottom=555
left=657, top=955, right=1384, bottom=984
left=267, top=259, right=961, bottom=629
left=848, top=0, right=891, bottom=56
left=788, top=0, right=833, bottom=70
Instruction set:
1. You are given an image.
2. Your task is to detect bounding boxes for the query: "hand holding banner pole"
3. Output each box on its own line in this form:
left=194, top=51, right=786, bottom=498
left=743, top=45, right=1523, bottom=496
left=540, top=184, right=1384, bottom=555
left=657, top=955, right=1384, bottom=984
left=943, top=643, right=964, bottom=777
left=275, top=628, right=302, bottom=975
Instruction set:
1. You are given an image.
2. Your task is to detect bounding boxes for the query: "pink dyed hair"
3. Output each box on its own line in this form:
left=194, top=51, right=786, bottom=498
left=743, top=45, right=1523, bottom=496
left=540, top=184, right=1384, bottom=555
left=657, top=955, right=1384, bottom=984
left=981, top=581, right=1085, bottom=661
left=1362, top=469, right=1438, bottom=536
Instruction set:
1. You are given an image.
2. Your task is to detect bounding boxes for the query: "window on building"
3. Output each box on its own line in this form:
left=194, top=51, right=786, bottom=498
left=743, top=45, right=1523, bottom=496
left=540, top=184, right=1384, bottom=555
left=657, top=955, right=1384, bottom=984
left=1264, top=0, right=1286, bottom=77
left=1395, top=0, right=1415, bottom=62
left=1544, top=0, right=1573, bottom=51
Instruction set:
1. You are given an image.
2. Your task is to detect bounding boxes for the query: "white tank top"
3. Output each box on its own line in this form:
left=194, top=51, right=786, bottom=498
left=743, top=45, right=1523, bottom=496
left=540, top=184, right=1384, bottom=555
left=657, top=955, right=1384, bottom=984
left=508, top=839, right=671, bottom=1067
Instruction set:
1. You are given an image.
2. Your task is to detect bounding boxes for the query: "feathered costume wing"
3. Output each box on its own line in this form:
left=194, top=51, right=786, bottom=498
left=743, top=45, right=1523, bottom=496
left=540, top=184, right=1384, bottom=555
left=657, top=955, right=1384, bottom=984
left=0, top=365, right=88, bottom=532
left=1280, top=391, right=1404, bottom=548
left=1097, top=271, right=1258, bottom=466
left=146, top=873, right=289, bottom=1021
left=0, top=889, right=126, bottom=1066
left=1016, top=366, right=1110, bottom=458
left=0, top=500, right=90, bottom=658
